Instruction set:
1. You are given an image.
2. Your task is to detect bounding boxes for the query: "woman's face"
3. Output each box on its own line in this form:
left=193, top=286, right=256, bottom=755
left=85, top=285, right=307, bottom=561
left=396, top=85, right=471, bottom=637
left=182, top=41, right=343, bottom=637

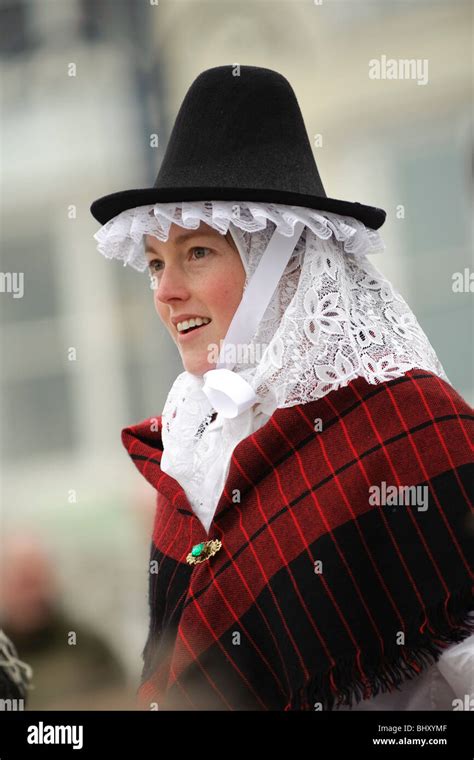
left=144, top=222, right=246, bottom=376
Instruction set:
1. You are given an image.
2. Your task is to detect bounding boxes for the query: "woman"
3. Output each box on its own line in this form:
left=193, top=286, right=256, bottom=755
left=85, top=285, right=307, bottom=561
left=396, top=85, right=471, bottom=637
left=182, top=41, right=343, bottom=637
left=90, top=65, right=473, bottom=711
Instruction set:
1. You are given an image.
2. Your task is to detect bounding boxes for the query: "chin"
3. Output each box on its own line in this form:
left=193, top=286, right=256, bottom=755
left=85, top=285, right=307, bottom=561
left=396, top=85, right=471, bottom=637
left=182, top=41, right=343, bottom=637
left=181, top=355, right=215, bottom=377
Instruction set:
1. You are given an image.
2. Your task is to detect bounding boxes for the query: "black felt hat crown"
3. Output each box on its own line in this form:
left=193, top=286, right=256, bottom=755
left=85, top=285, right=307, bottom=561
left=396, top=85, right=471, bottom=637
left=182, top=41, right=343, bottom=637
left=90, top=65, right=386, bottom=229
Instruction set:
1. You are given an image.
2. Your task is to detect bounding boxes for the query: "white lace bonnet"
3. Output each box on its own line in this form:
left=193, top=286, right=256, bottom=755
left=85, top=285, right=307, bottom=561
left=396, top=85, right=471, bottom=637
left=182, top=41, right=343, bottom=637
left=93, top=200, right=449, bottom=419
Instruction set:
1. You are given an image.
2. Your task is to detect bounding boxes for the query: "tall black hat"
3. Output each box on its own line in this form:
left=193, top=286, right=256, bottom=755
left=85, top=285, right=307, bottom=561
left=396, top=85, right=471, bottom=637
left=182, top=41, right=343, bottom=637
left=90, top=65, right=386, bottom=229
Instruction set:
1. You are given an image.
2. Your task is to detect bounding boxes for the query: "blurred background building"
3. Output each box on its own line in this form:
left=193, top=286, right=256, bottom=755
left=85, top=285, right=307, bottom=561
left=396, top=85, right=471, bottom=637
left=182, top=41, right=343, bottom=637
left=0, top=0, right=472, bottom=709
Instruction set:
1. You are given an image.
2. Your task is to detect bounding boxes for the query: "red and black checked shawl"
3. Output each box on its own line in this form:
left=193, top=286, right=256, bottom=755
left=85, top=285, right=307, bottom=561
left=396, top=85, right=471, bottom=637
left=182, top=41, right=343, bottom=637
left=122, top=369, right=474, bottom=711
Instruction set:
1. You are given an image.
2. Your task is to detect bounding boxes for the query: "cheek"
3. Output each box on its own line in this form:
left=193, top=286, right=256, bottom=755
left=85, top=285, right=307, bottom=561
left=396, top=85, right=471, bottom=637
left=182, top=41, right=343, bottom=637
left=212, top=264, right=246, bottom=317
left=210, top=281, right=243, bottom=325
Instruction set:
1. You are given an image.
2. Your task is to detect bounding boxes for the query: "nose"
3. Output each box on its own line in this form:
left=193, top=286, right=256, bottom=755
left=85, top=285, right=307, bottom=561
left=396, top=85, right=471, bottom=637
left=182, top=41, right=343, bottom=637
left=153, top=263, right=189, bottom=304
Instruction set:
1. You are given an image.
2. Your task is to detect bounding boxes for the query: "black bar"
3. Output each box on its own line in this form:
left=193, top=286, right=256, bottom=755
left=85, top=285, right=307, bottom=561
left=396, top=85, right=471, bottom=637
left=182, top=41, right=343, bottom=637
left=0, top=709, right=473, bottom=757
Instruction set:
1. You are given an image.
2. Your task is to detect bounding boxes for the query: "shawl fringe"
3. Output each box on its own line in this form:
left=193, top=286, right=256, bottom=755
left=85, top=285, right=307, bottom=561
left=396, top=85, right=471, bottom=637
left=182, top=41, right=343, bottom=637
left=286, top=586, right=474, bottom=711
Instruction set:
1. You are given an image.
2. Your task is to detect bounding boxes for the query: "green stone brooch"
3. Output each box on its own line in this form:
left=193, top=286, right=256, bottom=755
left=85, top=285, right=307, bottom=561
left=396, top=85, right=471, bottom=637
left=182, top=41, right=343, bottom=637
left=186, top=539, right=222, bottom=565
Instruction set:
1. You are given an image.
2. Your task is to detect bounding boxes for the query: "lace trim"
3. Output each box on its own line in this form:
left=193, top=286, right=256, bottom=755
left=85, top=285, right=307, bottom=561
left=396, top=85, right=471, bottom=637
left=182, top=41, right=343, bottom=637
left=0, top=629, right=34, bottom=696
left=93, top=200, right=385, bottom=272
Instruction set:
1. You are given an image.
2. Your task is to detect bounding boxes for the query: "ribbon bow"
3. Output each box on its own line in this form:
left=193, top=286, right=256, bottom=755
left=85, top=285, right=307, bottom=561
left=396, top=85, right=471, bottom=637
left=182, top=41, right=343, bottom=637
left=202, top=368, right=258, bottom=419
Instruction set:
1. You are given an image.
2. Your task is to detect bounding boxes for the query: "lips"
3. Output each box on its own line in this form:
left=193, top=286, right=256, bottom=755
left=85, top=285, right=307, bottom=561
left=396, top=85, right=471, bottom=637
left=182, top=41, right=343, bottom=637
left=176, top=320, right=211, bottom=341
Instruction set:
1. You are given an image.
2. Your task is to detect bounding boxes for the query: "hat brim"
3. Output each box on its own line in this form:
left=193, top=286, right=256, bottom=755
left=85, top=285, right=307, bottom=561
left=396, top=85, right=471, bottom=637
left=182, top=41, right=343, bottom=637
left=90, top=188, right=386, bottom=230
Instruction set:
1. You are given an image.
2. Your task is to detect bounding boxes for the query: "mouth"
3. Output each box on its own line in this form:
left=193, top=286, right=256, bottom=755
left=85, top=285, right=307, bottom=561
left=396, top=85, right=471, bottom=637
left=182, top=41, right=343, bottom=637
left=175, top=318, right=212, bottom=341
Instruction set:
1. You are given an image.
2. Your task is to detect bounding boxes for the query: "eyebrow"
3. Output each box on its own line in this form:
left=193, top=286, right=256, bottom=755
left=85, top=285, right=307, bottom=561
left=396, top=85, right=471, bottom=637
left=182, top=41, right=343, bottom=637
left=144, top=230, right=218, bottom=256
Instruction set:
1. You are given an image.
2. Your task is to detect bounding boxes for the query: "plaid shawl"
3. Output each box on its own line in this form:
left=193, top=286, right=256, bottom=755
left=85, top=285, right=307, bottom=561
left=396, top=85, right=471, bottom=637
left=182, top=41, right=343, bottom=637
left=122, top=369, right=474, bottom=711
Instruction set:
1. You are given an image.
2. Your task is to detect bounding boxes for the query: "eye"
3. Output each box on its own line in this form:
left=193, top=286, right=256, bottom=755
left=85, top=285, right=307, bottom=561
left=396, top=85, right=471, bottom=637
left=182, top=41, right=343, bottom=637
left=147, top=259, right=162, bottom=273
left=190, top=246, right=211, bottom=260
